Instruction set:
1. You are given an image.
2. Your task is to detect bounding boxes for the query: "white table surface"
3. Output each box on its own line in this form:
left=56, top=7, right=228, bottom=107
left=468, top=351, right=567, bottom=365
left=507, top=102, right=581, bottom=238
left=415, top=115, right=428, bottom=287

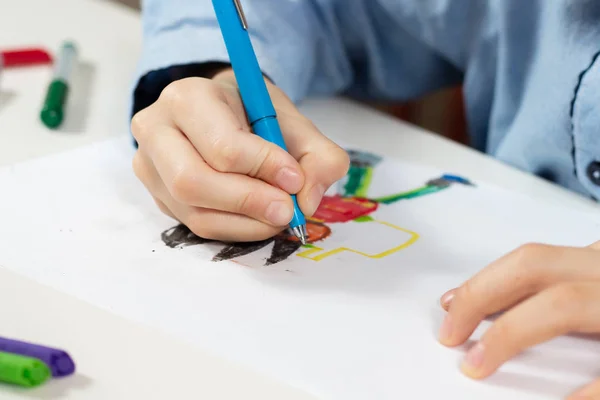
left=1, top=0, right=598, bottom=399
left=0, top=267, right=316, bottom=400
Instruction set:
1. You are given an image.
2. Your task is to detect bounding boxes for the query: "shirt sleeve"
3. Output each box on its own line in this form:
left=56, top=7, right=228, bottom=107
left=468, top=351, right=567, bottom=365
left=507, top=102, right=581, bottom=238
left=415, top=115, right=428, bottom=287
left=133, top=0, right=354, bottom=105
left=132, top=0, right=463, bottom=108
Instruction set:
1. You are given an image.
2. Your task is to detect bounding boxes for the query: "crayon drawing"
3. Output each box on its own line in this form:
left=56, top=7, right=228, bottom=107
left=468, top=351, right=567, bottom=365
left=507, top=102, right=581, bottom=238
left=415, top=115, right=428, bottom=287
left=161, top=149, right=474, bottom=266
left=2, top=120, right=599, bottom=400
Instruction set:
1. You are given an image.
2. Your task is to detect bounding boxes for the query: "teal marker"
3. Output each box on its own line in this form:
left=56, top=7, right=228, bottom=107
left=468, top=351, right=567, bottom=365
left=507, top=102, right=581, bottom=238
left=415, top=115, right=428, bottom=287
left=40, top=41, right=77, bottom=129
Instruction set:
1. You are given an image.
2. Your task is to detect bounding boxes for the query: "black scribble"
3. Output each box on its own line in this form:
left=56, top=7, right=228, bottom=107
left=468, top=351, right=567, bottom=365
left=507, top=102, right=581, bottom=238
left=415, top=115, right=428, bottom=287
left=161, top=224, right=212, bottom=248
left=213, top=239, right=273, bottom=261
left=160, top=224, right=310, bottom=266
left=266, top=235, right=303, bottom=265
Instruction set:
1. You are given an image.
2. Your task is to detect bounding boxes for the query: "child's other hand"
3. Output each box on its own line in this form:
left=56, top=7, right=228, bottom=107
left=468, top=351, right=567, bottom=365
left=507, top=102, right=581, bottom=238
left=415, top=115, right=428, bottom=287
left=438, top=241, right=600, bottom=399
left=131, top=69, right=349, bottom=242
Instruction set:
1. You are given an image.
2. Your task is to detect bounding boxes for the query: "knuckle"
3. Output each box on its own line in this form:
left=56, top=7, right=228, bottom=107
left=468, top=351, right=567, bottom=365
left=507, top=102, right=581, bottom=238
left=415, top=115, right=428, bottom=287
left=455, top=279, right=477, bottom=304
left=510, top=243, right=551, bottom=281
left=130, top=109, right=151, bottom=142
left=160, top=80, right=187, bottom=111
left=323, top=145, right=351, bottom=180
left=161, top=78, right=218, bottom=110
left=251, top=143, right=274, bottom=177
left=210, top=135, right=243, bottom=172
left=513, top=243, right=549, bottom=264
left=236, top=190, right=258, bottom=216
left=170, top=168, right=197, bottom=204
left=161, top=79, right=209, bottom=110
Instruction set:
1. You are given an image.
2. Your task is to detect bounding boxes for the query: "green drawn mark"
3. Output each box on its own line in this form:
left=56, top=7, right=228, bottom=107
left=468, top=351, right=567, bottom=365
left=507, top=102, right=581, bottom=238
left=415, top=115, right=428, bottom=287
left=343, top=166, right=375, bottom=197
left=374, top=185, right=447, bottom=205
left=343, top=165, right=364, bottom=196
left=302, top=244, right=316, bottom=249
left=355, top=167, right=373, bottom=197
left=354, top=215, right=375, bottom=223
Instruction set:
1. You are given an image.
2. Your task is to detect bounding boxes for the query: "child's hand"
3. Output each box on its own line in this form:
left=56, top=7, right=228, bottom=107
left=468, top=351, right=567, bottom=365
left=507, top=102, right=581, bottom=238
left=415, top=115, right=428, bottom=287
left=131, top=69, right=349, bottom=242
left=438, top=241, right=600, bottom=398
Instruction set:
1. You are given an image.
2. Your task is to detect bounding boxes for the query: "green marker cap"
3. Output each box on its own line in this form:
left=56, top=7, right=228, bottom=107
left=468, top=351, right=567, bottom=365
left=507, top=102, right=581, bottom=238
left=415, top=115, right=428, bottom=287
left=0, top=351, right=51, bottom=387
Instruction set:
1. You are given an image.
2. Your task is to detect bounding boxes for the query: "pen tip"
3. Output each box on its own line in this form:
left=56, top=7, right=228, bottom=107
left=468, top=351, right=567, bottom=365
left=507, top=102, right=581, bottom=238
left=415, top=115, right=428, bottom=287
left=291, top=225, right=308, bottom=245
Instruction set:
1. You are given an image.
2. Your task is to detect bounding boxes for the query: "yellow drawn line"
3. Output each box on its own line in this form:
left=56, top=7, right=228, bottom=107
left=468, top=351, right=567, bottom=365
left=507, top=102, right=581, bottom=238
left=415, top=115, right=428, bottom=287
left=296, top=220, right=420, bottom=262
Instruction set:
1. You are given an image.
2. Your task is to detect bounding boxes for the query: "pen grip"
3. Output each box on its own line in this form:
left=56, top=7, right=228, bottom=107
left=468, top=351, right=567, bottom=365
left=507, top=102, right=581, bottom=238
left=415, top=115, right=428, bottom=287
left=289, top=195, right=306, bottom=228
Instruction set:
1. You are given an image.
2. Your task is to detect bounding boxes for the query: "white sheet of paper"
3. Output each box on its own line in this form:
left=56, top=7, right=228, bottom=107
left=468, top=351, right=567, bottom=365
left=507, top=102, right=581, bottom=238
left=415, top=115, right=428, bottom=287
left=0, top=137, right=599, bottom=399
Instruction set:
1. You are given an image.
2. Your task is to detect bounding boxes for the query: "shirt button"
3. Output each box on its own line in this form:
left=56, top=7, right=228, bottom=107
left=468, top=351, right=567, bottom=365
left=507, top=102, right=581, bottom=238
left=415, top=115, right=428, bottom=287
left=587, top=161, right=600, bottom=186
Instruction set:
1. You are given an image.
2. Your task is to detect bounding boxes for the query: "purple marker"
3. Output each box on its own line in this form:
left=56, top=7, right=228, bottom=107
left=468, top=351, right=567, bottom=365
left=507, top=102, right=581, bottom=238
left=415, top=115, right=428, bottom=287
left=0, top=336, right=75, bottom=377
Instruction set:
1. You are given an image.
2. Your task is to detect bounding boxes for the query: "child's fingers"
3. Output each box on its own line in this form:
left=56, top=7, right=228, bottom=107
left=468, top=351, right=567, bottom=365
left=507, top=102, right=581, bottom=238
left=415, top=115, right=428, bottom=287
left=440, top=241, right=600, bottom=312
left=179, top=206, right=285, bottom=242
left=277, top=113, right=350, bottom=216
left=255, top=78, right=350, bottom=216
left=159, top=78, right=304, bottom=194
left=460, top=282, right=600, bottom=380
left=132, top=149, right=283, bottom=241
left=141, top=123, right=295, bottom=228
left=439, top=244, right=600, bottom=347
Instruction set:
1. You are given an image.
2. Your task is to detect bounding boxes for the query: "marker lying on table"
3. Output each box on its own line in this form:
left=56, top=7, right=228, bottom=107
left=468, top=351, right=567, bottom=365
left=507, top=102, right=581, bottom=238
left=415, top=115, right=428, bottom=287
left=212, top=0, right=308, bottom=244
left=0, top=48, right=53, bottom=68
left=0, top=336, right=75, bottom=377
left=0, top=351, right=51, bottom=388
left=40, top=41, right=78, bottom=129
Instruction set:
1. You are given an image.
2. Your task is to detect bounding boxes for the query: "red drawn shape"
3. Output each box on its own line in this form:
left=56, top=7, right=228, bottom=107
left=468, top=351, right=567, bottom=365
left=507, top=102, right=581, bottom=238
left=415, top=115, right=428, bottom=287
left=312, top=196, right=378, bottom=223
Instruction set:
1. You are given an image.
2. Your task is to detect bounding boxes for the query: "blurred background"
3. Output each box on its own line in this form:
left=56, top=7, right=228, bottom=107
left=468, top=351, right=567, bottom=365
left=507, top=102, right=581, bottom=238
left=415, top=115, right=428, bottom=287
left=112, top=0, right=468, bottom=145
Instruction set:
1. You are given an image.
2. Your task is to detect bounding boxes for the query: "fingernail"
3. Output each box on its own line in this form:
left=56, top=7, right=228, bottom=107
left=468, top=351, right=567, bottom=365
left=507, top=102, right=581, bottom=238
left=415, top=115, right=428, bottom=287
left=462, top=342, right=485, bottom=375
left=438, top=315, right=453, bottom=342
left=275, top=167, right=302, bottom=193
left=307, top=184, right=326, bottom=215
left=441, top=289, right=455, bottom=310
left=265, top=201, right=292, bottom=226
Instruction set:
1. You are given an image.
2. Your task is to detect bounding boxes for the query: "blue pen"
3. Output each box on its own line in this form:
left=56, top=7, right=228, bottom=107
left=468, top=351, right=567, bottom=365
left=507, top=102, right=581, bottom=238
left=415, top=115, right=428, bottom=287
left=212, top=0, right=308, bottom=244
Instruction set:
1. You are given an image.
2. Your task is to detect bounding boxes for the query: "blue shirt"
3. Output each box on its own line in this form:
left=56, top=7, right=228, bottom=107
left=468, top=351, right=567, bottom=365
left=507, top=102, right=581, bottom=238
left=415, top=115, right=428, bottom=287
left=135, top=0, right=600, bottom=200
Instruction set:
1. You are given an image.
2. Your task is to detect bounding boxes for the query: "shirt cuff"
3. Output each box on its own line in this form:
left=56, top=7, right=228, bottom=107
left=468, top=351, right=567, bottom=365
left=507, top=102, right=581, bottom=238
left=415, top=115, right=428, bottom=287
left=131, top=62, right=230, bottom=117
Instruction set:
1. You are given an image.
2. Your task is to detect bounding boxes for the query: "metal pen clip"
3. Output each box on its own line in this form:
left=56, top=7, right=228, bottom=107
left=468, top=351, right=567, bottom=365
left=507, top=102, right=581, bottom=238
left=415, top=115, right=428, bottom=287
left=233, top=0, right=248, bottom=30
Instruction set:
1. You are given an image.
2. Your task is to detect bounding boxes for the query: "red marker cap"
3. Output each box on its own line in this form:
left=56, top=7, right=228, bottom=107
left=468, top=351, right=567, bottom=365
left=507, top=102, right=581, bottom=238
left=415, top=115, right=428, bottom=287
left=1, top=48, right=53, bottom=68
